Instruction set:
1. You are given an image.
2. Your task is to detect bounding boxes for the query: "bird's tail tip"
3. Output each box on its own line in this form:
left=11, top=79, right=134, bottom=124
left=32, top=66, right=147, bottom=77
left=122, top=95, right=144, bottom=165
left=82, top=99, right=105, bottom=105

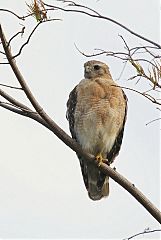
left=88, top=177, right=109, bottom=201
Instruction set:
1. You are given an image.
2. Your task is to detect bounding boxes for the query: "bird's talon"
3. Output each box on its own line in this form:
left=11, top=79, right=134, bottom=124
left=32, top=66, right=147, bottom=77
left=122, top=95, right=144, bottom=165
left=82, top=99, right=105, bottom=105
left=96, top=153, right=103, bottom=166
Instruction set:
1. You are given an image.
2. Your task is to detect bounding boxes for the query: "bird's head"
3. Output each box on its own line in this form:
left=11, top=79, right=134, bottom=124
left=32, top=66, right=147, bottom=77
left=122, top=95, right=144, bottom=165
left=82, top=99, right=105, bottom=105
left=84, top=60, right=112, bottom=79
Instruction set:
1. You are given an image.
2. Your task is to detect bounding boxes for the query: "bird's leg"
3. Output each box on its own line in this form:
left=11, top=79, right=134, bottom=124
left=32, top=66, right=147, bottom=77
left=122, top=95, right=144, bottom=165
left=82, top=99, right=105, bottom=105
left=96, top=153, right=103, bottom=166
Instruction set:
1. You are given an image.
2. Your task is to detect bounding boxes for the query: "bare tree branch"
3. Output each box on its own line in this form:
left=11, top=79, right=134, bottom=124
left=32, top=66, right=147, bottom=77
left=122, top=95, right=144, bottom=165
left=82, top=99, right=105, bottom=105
left=0, top=24, right=161, bottom=224
left=12, top=18, right=61, bottom=59
left=114, top=85, right=161, bottom=106
left=0, top=8, right=26, bottom=20
left=76, top=37, right=161, bottom=85
left=0, top=23, right=83, bottom=154
left=123, top=228, right=161, bottom=240
left=0, top=83, right=22, bottom=90
left=0, top=87, right=31, bottom=111
left=0, top=50, right=6, bottom=55
left=43, top=1, right=161, bottom=48
left=0, top=63, right=10, bottom=65
left=7, top=26, right=25, bottom=47
left=75, top=37, right=161, bottom=105
left=146, top=117, right=161, bottom=126
left=0, top=101, right=55, bottom=132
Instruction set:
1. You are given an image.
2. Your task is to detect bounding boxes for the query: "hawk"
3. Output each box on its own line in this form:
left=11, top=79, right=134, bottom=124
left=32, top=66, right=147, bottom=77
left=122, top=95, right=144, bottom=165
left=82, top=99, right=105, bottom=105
left=66, top=60, right=127, bottom=200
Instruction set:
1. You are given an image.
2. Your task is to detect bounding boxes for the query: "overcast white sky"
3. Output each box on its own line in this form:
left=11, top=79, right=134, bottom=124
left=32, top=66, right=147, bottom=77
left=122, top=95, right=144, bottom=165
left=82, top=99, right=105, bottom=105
left=0, top=0, right=160, bottom=239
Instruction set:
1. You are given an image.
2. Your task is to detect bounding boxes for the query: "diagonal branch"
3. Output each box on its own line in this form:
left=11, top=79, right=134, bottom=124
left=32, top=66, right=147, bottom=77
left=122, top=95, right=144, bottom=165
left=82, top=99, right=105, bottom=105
left=114, top=85, right=161, bottom=106
left=0, top=24, right=161, bottom=224
left=0, top=8, right=26, bottom=20
left=1, top=94, right=161, bottom=224
left=0, top=102, right=56, bottom=132
left=44, top=1, right=161, bottom=49
left=0, top=83, right=22, bottom=90
left=0, top=87, right=31, bottom=111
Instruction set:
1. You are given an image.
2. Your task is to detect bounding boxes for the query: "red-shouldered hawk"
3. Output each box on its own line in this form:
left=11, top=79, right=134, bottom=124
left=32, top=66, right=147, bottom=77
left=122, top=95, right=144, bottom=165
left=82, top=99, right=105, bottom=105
left=66, top=60, right=127, bottom=200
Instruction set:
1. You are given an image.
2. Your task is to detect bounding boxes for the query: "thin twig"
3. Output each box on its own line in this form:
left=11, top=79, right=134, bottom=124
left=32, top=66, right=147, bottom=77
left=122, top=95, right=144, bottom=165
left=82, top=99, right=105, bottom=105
left=116, top=61, right=128, bottom=81
left=0, top=62, right=9, bottom=65
left=0, top=87, right=31, bottom=110
left=74, top=43, right=129, bottom=60
left=146, top=117, right=161, bottom=126
left=12, top=18, right=61, bottom=59
left=0, top=83, right=22, bottom=90
left=0, top=101, right=37, bottom=113
left=0, top=8, right=26, bottom=20
left=123, top=228, right=161, bottom=240
left=7, top=26, right=25, bottom=47
left=12, top=22, right=41, bottom=58
left=0, top=50, right=6, bottom=55
left=113, top=85, right=161, bottom=106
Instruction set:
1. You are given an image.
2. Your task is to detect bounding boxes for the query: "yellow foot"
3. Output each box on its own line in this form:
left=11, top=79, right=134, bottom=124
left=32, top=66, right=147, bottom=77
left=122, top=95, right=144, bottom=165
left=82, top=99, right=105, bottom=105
left=96, top=153, right=103, bottom=166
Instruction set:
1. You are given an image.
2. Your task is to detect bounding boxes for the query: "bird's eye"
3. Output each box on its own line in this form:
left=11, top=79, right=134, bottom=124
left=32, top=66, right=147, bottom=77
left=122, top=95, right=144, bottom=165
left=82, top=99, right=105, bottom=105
left=94, top=65, right=100, bottom=70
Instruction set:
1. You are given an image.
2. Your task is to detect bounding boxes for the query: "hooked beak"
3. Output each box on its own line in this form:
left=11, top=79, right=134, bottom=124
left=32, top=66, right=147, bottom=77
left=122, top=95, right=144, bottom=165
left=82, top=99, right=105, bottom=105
left=84, top=66, right=92, bottom=78
left=85, top=66, right=91, bottom=73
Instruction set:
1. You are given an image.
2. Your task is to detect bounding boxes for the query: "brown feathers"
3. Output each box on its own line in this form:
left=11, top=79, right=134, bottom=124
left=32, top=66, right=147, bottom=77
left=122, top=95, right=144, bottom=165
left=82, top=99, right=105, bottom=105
left=66, top=60, right=127, bottom=200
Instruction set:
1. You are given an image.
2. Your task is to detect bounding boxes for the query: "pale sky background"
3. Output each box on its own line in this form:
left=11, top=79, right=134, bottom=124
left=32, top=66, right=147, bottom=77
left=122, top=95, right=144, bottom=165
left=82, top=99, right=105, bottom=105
left=0, top=0, right=160, bottom=239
